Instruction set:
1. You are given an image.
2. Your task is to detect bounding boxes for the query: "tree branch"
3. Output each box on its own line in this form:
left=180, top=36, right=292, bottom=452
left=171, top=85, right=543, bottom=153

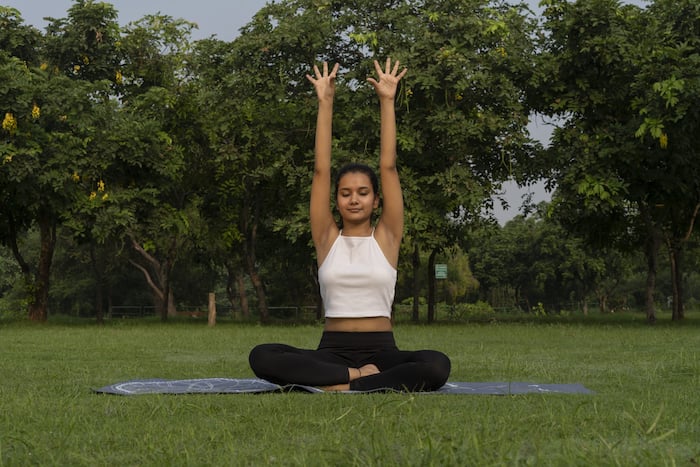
left=682, top=203, right=700, bottom=242
left=129, top=259, right=164, bottom=302
left=130, top=236, right=162, bottom=272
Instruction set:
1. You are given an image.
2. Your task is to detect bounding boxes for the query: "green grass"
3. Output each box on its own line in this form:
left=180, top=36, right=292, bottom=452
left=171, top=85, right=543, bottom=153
left=1, top=315, right=699, bottom=466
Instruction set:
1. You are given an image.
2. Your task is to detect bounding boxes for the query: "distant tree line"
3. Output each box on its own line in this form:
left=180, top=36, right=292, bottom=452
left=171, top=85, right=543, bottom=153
left=1, top=0, right=698, bottom=324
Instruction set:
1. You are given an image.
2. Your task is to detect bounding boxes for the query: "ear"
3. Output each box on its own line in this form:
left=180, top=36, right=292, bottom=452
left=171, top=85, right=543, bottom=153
left=373, top=195, right=380, bottom=209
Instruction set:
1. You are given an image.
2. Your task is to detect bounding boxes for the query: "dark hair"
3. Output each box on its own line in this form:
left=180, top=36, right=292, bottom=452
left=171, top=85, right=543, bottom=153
left=335, top=163, right=379, bottom=197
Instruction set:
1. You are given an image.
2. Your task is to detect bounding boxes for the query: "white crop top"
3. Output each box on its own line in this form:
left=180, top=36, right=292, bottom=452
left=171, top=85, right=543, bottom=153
left=318, top=232, right=397, bottom=318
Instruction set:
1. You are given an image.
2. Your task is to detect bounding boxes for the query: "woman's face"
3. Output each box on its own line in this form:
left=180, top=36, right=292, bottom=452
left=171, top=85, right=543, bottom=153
left=336, top=172, right=379, bottom=224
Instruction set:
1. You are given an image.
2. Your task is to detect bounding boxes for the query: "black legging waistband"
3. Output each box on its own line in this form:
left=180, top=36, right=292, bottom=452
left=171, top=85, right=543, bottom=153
left=317, top=331, right=397, bottom=352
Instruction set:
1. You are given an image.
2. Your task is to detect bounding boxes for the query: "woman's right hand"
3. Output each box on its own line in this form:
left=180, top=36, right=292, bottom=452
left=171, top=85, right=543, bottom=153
left=306, top=62, right=340, bottom=102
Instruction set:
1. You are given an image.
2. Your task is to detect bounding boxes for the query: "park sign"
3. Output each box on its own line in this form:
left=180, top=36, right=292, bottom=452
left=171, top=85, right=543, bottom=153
left=435, top=263, right=448, bottom=279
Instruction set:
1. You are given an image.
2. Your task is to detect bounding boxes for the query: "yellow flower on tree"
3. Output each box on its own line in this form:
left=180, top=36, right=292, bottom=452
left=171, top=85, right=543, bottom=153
left=89, top=191, right=97, bottom=200
left=2, top=113, right=17, bottom=134
left=660, top=132, right=668, bottom=149
left=40, top=63, right=48, bottom=71
left=102, top=193, right=109, bottom=201
left=115, top=70, right=123, bottom=85
left=32, top=103, right=40, bottom=120
left=97, top=180, right=105, bottom=192
left=72, top=172, right=80, bottom=182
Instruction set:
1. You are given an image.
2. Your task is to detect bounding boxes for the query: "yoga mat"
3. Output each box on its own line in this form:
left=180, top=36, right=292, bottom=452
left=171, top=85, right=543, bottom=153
left=94, top=378, right=594, bottom=395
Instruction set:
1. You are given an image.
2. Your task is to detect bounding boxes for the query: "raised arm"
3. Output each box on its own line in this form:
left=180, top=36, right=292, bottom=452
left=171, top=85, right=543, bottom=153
left=367, top=58, right=407, bottom=267
left=307, top=62, right=340, bottom=265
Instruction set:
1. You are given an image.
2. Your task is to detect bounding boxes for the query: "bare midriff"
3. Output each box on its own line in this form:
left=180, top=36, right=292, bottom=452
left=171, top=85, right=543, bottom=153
left=324, top=316, right=392, bottom=332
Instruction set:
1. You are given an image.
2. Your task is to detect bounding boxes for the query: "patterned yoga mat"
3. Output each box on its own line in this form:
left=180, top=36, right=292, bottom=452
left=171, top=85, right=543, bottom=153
left=94, top=378, right=594, bottom=395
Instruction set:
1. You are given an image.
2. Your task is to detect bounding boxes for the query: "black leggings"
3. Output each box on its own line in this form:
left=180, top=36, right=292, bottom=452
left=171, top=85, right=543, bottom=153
left=248, top=331, right=451, bottom=392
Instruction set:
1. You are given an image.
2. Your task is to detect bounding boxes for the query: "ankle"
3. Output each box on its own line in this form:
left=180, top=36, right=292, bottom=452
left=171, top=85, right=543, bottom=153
left=349, top=367, right=362, bottom=381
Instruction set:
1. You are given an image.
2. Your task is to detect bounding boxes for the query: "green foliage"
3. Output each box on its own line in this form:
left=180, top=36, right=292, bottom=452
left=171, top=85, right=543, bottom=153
left=0, top=244, right=25, bottom=316
left=444, top=300, right=495, bottom=320
left=469, top=205, right=637, bottom=313
left=2, top=0, right=541, bottom=319
left=0, top=7, right=41, bottom=61
left=43, top=0, right=122, bottom=81
left=3, top=0, right=700, bottom=323
left=537, top=0, right=700, bottom=320
left=443, top=246, right=480, bottom=303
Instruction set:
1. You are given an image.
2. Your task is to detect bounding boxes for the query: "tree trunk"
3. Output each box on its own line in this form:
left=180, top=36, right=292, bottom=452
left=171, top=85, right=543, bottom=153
left=224, top=263, right=249, bottom=318
left=28, top=213, right=56, bottom=322
left=236, top=272, right=250, bottom=317
left=166, top=287, right=176, bottom=317
left=411, top=243, right=421, bottom=323
left=7, top=215, right=36, bottom=317
left=8, top=214, right=31, bottom=276
left=644, top=228, right=661, bottom=324
left=152, top=289, right=166, bottom=318
left=246, top=252, right=268, bottom=323
left=130, top=237, right=176, bottom=321
left=242, top=234, right=268, bottom=322
left=427, top=249, right=438, bottom=324
left=669, top=245, right=684, bottom=321
left=665, top=202, right=699, bottom=322
left=242, top=197, right=268, bottom=323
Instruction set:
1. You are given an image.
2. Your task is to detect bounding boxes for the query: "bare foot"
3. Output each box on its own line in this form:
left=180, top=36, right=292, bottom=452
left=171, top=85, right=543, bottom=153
left=358, top=364, right=379, bottom=378
left=321, top=364, right=380, bottom=391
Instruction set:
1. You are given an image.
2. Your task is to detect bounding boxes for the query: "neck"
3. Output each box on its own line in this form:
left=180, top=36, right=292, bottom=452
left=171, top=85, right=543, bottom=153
left=341, top=224, right=373, bottom=237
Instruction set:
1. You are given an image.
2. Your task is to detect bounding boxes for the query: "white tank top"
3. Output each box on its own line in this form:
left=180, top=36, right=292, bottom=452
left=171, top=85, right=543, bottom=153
left=318, top=232, right=397, bottom=318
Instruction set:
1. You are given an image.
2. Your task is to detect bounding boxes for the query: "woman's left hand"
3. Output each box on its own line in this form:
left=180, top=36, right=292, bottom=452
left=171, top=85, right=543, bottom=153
left=367, top=57, right=407, bottom=100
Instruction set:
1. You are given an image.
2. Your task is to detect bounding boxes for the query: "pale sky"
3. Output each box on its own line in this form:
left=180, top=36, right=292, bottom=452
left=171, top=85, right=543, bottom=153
left=3, top=0, right=647, bottom=222
left=3, top=0, right=266, bottom=41
left=3, top=0, right=647, bottom=40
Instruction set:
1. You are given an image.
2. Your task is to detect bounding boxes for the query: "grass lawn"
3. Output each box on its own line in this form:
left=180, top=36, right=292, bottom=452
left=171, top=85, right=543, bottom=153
left=1, top=313, right=699, bottom=466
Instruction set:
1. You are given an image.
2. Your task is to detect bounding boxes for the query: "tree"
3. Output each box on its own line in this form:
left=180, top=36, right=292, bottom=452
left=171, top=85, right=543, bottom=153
left=631, top=0, right=700, bottom=320
left=538, top=0, right=700, bottom=322
left=470, top=214, right=547, bottom=311
left=116, top=14, right=201, bottom=320
left=191, top=0, right=334, bottom=321
left=442, top=246, right=479, bottom=305
left=469, top=204, right=631, bottom=313
left=0, top=7, right=41, bottom=62
left=1, top=2, right=203, bottom=322
left=0, top=5, right=121, bottom=320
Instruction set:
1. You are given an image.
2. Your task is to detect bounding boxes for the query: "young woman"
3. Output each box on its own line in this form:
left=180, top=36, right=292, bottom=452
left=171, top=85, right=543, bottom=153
left=248, top=58, right=451, bottom=391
